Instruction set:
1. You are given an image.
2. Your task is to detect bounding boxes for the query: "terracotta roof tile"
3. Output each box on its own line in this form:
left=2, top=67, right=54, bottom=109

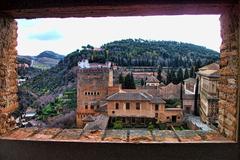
left=146, top=75, right=160, bottom=83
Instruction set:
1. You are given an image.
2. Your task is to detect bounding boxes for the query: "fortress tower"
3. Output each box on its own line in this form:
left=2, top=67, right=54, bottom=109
left=76, top=60, right=113, bottom=127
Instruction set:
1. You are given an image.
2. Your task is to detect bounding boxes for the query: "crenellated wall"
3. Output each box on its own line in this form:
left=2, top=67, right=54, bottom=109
left=0, top=17, right=18, bottom=134
left=218, top=6, right=240, bottom=140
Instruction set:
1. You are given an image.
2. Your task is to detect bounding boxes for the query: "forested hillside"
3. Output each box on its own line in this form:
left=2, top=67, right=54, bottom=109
left=102, top=39, right=219, bottom=67
left=18, top=39, right=219, bottom=116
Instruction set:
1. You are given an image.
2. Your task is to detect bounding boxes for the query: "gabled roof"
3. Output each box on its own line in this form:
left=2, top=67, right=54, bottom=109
left=198, top=70, right=220, bottom=78
left=184, top=78, right=196, bottom=83
left=146, top=76, right=160, bottom=83
left=107, top=90, right=165, bottom=104
left=107, top=92, right=151, bottom=101
left=199, top=63, right=219, bottom=71
left=150, top=96, right=166, bottom=104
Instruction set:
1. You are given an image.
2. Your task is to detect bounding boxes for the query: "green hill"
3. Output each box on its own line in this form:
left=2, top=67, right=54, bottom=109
left=18, top=39, right=219, bottom=111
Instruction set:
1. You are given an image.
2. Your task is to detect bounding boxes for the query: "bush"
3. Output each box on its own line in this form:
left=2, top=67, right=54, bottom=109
left=113, top=120, right=123, bottom=129
left=159, top=123, right=167, bottom=130
left=147, top=122, right=154, bottom=132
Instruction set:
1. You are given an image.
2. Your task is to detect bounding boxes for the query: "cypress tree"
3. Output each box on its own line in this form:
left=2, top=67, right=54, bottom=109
left=119, top=73, right=124, bottom=85
left=194, top=78, right=199, bottom=116
left=130, top=73, right=136, bottom=89
left=190, top=66, right=194, bottom=78
left=157, top=66, right=162, bottom=82
left=171, top=69, right=177, bottom=84
left=177, top=68, right=184, bottom=83
left=124, top=74, right=131, bottom=89
left=180, top=82, right=183, bottom=108
left=141, top=78, right=145, bottom=86
left=184, top=68, right=190, bottom=80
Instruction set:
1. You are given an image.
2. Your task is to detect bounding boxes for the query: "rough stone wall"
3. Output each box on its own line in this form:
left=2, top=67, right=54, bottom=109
left=0, top=17, right=18, bottom=134
left=218, top=7, right=239, bottom=140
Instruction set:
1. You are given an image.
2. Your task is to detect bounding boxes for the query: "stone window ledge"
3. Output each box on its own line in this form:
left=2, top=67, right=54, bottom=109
left=0, top=128, right=234, bottom=143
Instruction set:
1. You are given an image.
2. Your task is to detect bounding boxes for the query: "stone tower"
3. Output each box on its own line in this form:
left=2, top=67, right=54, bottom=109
left=76, top=66, right=112, bottom=128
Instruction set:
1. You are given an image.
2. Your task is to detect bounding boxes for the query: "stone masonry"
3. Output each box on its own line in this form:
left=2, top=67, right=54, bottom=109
left=0, top=17, right=18, bottom=134
left=218, top=6, right=240, bottom=140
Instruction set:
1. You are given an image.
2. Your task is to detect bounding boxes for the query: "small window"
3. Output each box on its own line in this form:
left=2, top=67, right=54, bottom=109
left=155, top=113, right=158, bottom=118
left=85, top=105, right=88, bottom=109
left=136, top=103, right=140, bottom=110
left=112, top=111, right=115, bottom=114
left=126, top=103, right=130, bottom=110
left=155, top=104, right=159, bottom=111
left=97, top=105, right=100, bottom=109
left=84, top=92, right=87, bottom=95
left=90, top=105, right=94, bottom=109
left=115, top=103, right=119, bottom=110
left=97, top=92, right=100, bottom=95
left=167, top=116, right=170, bottom=119
left=91, top=92, right=93, bottom=95
left=88, top=92, right=90, bottom=95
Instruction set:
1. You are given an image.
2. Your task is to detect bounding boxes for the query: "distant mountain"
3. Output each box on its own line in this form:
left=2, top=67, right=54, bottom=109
left=17, top=51, right=65, bottom=69
left=36, top=51, right=64, bottom=60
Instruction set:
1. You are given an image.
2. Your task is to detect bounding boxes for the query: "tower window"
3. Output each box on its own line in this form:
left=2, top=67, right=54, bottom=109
left=85, top=105, right=88, bottom=109
left=155, top=104, right=159, bottom=111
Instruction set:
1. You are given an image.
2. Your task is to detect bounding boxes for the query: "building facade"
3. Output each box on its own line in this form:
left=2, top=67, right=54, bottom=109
left=107, top=91, right=183, bottom=126
left=198, top=63, right=220, bottom=125
left=182, top=78, right=198, bottom=114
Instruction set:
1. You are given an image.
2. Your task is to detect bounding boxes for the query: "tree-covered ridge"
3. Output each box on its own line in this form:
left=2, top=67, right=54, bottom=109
left=102, top=39, right=219, bottom=67
left=22, top=39, right=219, bottom=96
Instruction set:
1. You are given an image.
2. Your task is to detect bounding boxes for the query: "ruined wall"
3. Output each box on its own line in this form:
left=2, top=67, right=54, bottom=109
left=218, top=6, right=240, bottom=140
left=0, top=17, right=18, bottom=134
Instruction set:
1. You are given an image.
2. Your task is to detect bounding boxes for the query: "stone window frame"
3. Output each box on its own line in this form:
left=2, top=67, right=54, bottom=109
left=0, top=2, right=239, bottom=144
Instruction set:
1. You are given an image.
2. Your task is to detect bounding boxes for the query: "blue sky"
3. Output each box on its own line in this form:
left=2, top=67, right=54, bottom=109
left=17, top=15, right=221, bottom=56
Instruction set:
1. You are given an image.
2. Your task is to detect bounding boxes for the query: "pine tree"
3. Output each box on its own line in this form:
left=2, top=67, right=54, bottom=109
left=177, top=68, right=184, bottom=83
left=184, top=68, right=190, bottom=80
left=157, top=66, right=162, bottom=82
